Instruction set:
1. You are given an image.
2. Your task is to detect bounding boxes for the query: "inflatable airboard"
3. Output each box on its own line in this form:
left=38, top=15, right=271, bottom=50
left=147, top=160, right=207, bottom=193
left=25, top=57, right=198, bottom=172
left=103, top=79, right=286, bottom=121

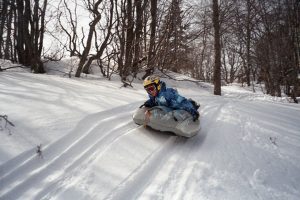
left=133, top=106, right=200, bottom=137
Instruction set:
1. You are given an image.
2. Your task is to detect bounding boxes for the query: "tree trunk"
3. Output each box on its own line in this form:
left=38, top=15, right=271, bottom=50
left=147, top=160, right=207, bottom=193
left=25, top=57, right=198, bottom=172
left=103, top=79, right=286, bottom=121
left=81, top=0, right=114, bottom=75
left=213, top=0, right=221, bottom=95
left=123, top=0, right=134, bottom=80
left=132, top=0, right=143, bottom=77
left=4, top=4, right=13, bottom=60
left=0, top=0, right=8, bottom=58
left=144, top=0, right=157, bottom=79
left=14, top=0, right=45, bottom=73
left=75, top=0, right=103, bottom=77
left=16, top=0, right=25, bottom=64
left=245, top=0, right=252, bottom=86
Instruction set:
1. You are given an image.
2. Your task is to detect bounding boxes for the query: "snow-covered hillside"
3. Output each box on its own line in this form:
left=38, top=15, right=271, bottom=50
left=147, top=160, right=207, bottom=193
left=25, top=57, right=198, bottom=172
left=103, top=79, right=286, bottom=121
left=0, top=64, right=300, bottom=200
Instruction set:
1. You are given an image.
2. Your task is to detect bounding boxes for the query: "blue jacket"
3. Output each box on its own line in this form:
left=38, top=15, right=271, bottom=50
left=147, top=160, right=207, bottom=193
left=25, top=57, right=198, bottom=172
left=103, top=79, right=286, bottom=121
left=144, top=81, right=199, bottom=117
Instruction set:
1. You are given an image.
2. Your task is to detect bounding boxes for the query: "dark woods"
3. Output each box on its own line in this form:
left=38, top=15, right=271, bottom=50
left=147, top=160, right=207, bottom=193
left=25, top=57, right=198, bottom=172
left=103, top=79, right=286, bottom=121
left=0, top=0, right=299, bottom=100
left=0, top=0, right=47, bottom=73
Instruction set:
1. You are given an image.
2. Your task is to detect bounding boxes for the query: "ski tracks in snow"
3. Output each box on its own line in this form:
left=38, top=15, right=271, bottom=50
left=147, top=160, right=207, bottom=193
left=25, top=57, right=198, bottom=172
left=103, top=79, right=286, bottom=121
left=0, top=102, right=185, bottom=200
left=2, top=96, right=298, bottom=200
left=0, top=103, right=141, bottom=200
left=104, top=135, right=179, bottom=200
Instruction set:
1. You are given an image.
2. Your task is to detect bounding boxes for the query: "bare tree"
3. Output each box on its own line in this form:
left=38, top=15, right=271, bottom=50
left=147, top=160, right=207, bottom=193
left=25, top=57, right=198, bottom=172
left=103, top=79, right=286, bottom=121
left=75, top=0, right=102, bottom=77
left=122, top=0, right=134, bottom=81
left=0, top=0, right=8, bottom=59
left=75, top=0, right=112, bottom=77
left=14, top=0, right=47, bottom=73
left=132, top=0, right=144, bottom=77
left=114, top=0, right=126, bottom=78
left=81, top=0, right=114, bottom=75
left=57, top=0, right=81, bottom=57
left=143, top=0, right=157, bottom=78
left=4, top=4, right=13, bottom=60
left=212, top=0, right=221, bottom=95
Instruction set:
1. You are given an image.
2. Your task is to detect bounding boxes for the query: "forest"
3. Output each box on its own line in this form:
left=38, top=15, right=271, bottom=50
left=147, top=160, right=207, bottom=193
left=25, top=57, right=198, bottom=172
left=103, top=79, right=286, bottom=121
left=0, top=0, right=299, bottom=101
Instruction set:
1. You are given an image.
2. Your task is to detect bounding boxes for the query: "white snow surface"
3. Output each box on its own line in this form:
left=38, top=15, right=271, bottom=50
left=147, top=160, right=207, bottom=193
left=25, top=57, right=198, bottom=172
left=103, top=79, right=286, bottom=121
left=0, top=60, right=300, bottom=200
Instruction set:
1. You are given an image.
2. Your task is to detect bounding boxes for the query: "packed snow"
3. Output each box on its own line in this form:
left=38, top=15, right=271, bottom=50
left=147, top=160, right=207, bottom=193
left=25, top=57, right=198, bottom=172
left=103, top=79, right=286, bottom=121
left=0, top=59, right=300, bottom=200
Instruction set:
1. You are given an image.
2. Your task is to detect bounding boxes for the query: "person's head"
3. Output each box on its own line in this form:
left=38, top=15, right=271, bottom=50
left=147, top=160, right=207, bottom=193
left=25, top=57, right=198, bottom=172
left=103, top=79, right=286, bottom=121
left=143, top=75, right=161, bottom=97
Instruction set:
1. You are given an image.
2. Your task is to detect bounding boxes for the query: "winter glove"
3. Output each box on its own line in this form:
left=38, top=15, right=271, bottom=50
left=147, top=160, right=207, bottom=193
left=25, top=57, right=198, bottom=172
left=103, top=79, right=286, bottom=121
left=139, top=101, right=152, bottom=108
left=143, top=101, right=153, bottom=108
left=192, top=111, right=199, bottom=122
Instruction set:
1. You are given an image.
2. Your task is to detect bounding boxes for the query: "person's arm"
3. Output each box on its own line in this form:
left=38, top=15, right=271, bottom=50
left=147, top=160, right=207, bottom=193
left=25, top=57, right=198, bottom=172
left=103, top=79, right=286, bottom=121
left=166, top=89, right=199, bottom=120
left=178, top=98, right=199, bottom=121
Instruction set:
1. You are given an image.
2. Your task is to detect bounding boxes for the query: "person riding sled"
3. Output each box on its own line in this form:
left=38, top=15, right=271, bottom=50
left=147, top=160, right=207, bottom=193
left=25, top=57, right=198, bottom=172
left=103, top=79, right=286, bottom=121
left=141, top=75, right=200, bottom=122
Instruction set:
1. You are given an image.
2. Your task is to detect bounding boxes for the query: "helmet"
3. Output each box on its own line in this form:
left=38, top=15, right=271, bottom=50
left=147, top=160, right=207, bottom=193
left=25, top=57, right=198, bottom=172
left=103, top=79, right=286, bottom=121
left=143, top=75, right=161, bottom=91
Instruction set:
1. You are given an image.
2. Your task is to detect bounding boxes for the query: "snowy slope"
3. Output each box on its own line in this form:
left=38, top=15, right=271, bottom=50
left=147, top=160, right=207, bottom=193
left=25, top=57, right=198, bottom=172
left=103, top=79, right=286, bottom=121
left=0, top=69, right=300, bottom=200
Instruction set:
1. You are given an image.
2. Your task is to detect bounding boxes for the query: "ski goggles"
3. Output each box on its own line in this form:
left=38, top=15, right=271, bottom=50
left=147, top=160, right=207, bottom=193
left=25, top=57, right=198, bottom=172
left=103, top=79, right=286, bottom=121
left=144, top=84, right=157, bottom=93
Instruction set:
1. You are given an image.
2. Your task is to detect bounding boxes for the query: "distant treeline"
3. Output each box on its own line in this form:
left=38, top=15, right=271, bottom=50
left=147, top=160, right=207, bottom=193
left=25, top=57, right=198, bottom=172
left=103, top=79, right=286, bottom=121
left=0, top=0, right=299, bottom=101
